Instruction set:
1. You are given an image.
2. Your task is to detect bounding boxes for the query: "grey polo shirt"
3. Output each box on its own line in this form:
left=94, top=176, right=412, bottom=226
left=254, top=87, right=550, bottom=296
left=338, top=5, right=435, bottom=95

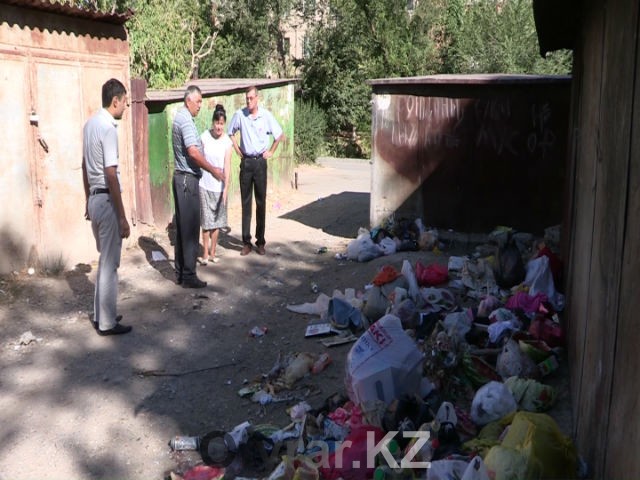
left=172, top=106, right=203, bottom=176
left=83, top=108, right=120, bottom=191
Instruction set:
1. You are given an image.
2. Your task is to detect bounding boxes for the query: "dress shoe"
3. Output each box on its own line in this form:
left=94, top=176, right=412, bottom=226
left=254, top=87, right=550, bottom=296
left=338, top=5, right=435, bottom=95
left=240, top=244, right=252, bottom=256
left=98, top=323, right=132, bottom=336
left=182, top=277, right=207, bottom=288
left=256, top=245, right=266, bottom=255
left=92, top=314, right=122, bottom=331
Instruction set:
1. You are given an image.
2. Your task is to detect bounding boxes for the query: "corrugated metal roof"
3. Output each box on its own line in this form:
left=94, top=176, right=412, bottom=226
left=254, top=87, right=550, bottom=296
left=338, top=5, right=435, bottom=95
left=368, top=74, right=572, bottom=86
left=146, top=78, right=298, bottom=103
left=0, top=0, right=132, bottom=24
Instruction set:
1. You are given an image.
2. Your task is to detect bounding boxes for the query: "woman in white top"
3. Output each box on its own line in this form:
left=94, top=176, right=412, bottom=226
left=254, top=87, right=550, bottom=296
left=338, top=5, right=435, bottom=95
left=199, top=104, right=232, bottom=264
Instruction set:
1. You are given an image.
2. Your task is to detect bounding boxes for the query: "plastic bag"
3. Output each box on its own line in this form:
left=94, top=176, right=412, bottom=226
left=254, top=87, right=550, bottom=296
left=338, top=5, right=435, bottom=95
left=504, top=376, right=556, bottom=412
left=361, top=286, right=389, bottom=323
left=427, top=460, right=470, bottom=480
left=372, top=265, right=402, bottom=286
left=286, top=293, right=331, bottom=316
left=443, top=310, right=474, bottom=344
left=461, top=457, right=491, bottom=480
left=484, top=411, right=577, bottom=480
left=346, top=231, right=383, bottom=262
left=470, top=381, right=517, bottom=426
left=379, top=236, right=397, bottom=255
left=496, top=339, right=538, bottom=379
left=524, top=256, right=565, bottom=311
left=345, top=314, right=424, bottom=406
left=493, top=237, right=525, bottom=289
left=318, top=424, right=385, bottom=480
left=401, top=260, right=420, bottom=302
left=415, top=262, right=449, bottom=286
left=328, top=297, right=366, bottom=331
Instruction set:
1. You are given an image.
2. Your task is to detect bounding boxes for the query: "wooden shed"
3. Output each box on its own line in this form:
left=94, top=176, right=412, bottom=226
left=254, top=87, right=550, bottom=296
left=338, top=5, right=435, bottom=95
left=534, top=0, right=640, bottom=477
left=0, top=0, right=134, bottom=273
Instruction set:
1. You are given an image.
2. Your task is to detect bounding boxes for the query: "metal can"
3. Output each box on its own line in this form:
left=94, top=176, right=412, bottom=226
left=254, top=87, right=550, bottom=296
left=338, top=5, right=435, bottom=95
left=168, top=435, right=200, bottom=451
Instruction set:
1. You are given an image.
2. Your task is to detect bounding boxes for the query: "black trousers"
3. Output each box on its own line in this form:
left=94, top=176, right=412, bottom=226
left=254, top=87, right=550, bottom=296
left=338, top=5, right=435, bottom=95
left=239, top=156, right=268, bottom=246
left=172, top=171, right=201, bottom=281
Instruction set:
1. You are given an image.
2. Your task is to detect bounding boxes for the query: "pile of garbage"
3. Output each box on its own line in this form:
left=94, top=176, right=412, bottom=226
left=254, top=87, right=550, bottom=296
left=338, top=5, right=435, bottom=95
left=169, top=224, right=583, bottom=480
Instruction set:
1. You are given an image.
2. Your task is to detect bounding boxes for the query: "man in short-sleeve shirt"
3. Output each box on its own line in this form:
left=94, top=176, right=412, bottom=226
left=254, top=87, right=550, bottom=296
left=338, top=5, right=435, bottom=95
left=172, top=85, right=224, bottom=288
left=82, top=78, right=132, bottom=336
left=227, top=86, right=284, bottom=256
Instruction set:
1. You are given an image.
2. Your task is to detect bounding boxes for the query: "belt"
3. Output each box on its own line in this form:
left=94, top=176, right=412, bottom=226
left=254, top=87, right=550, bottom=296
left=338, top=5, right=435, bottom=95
left=242, top=153, right=264, bottom=160
left=174, top=170, right=200, bottom=178
left=91, top=188, right=109, bottom=195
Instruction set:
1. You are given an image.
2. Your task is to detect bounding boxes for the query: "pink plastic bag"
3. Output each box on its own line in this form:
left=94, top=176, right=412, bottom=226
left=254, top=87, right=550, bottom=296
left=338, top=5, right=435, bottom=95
left=318, top=424, right=385, bottom=480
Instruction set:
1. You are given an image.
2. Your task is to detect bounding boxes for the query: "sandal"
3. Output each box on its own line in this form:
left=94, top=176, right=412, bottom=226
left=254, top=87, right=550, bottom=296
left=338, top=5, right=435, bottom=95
left=210, top=257, right=219, bottom=264
left=197, top=257, right=208, bottom=266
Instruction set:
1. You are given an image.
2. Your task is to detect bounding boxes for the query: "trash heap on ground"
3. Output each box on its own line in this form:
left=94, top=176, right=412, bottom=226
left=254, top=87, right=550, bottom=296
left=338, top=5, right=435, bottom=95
left=168, top=221, right=583, bottom=480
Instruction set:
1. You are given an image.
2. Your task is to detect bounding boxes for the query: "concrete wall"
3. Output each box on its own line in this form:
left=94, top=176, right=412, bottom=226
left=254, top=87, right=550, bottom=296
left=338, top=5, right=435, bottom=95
left=0, top=4, right=133, bottom=273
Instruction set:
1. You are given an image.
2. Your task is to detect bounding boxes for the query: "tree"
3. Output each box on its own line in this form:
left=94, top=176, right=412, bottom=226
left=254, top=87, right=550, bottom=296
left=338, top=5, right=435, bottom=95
left=198, top=0, right=301, bottom=79
left=300, top=0, right=444, bottom=156
left=128, top=0, right=218, bottom=87
left=442, top=0, right=572, bottom=74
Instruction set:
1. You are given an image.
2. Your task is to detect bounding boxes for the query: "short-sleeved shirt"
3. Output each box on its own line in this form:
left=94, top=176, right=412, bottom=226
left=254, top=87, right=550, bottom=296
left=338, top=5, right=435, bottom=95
left=227, top=106, right=283, bottom=156
left=200, top=130, right=232, bottom=193
left=83, top=108, right=120, bottom=191
left=172, top=106, right=203, bottom=176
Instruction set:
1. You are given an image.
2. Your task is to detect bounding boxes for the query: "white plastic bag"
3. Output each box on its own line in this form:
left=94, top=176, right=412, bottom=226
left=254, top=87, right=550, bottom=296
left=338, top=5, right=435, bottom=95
left=346, top=230, right=373, bottom=261
left=379, top=236, right=397, bottom=255
left=461, top=457, right=491, bottom=480
left=471, top=381, right=517, bottom=426
left=401, top=260, right=420, bottom=302
left=524, top=256, right=565, bottom=311
left=345, top=314, right=424, bottom=406
left=428, top=460, right=470, bottom=480
left=286, top=293, right=331, bottom=316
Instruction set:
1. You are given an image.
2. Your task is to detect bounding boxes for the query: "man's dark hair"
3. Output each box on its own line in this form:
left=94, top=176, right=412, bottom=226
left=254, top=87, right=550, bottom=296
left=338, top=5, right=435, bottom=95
left=102, top=78, right=127, bottom=108
left=184, top=85, right=202, bottom=102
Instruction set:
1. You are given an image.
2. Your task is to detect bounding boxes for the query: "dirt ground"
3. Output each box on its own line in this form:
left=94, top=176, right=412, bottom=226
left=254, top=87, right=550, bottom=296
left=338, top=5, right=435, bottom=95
left=0, top=158, right=573, bottom=479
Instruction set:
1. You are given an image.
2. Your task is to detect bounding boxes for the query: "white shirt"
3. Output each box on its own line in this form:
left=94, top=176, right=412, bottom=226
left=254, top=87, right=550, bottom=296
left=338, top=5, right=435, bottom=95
left=83, top=108, right=120, bottom=191
left=200, top=130, right=232, bottom=192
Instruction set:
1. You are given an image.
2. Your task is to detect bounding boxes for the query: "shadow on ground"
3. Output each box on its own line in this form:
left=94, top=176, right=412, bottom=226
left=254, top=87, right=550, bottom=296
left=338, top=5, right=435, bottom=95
left=279, top=192, right=369, bottom=238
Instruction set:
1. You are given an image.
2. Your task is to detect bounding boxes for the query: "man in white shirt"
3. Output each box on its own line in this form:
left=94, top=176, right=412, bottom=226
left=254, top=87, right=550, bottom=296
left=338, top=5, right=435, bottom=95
left=82, top=78, right=132, bottom=336
left=227, top=86, right=284, bottom=256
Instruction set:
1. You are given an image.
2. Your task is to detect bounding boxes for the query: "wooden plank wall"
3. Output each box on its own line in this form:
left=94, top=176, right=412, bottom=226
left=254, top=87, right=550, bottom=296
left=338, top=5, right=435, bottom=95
left=566, top=0, right=640, bottom=476
left=131, top=78, right=153, bottom=225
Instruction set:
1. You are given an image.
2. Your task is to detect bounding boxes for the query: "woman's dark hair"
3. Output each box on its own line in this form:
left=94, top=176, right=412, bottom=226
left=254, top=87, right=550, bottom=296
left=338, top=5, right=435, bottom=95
left=212, top=104, right=226, bottom=122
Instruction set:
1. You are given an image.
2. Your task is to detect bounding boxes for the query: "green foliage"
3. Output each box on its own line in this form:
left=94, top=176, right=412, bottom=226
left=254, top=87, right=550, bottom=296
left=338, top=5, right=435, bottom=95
left=61, top=0, right=133, bottom=13
left=300, top=0, right=443, bottom=157
left=294, top=99, right=327, bottom=164
left=442, top=0, right=572, bottom=74
left=128, top=0, right=221, bottom=88
left=198, top=0, right=301, bottom=79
